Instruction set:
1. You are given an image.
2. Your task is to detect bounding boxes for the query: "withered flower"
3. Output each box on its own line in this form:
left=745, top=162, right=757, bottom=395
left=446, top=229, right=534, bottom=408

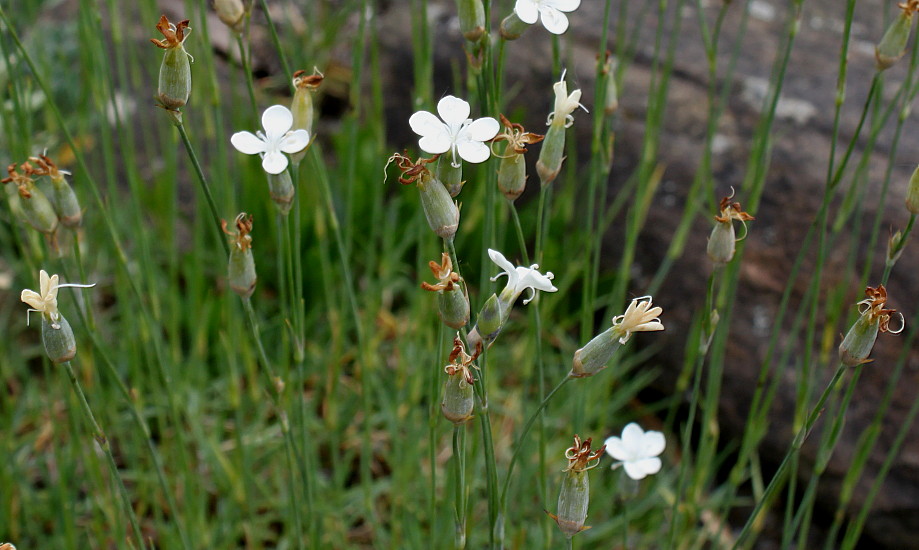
left=839, top=285, right=905, bottom=366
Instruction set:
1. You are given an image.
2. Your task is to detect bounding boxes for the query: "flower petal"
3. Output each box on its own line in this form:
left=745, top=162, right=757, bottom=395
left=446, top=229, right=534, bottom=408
left=20, top=289, right=43, bottom=311
left=465, top=117, right=500, bottom=141
left=623, top=460, right=649, bottom=480
left=514, top=0, right=539, bottom=24
left=515, top=267, right=557, bottom=294
left=633, top=321, right=664, bottom=333
left=261, top=151, right=289, bottom=175
left=603, top=436, right=629, bottom=462
left=409, top=110, right=444, bottom=138
left=261, top=105, right=294, bottom=140
left=279, top=129, right=310, bottom=154
left=642, top=430, right=666, bottom=457
left=40, top=270, right=54, bottom=297
left=546, top=0, right=580, bottom=13
left=539, top=7, right=570, bottom=34
left=488, top=249, right=517, bottom=278
left=456, top=140, right=491, bottom=164
left=620, top=422, right=645, bottom=451
left=437, top=96, right=471, bottom=125
left=231, top=131, right=268, bottom=155
left=418, top=132, right=453, bottom=155
left=634, top=456, right=662, bottom=476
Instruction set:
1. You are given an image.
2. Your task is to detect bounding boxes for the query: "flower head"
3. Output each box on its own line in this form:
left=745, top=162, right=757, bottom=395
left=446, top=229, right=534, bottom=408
left=409, top=96, right=499, bottom=167
left=488, top=248, right=557, bottom=306
left=604, top=422, right=665, bottom=480
left=421, top=253, right=461, bottom=293
left=231, top=105, right=311, bottom=174
left=547, top=70, right=586, bottom=127
left=612, top=296, right=664, bottom=344
left=514, top=0, right=580, bottom=34
left=20, top=270, right=95, bottom=328
left=150, top=15, right=190, bottom=50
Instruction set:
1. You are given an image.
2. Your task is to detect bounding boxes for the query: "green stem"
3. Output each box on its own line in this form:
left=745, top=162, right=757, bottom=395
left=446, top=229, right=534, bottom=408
left=61, top=361, right=146, bottom=548
left=732, top=365, right=848, bottom=548
left=174, top=120, right=230, bottom=257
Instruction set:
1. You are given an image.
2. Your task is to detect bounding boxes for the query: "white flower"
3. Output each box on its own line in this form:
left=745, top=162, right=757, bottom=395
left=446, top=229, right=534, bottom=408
left=488, top=248, right=557, bottom=306
left=409, top=96, right=499, bottom=167
left=514, top=0, right=580, bottom=35
left=548, top=70, right=587, bottom=127
left=20, top=270, right=95, bottom=328
left=231, top=105, right=311, bottom=175
left=604, top=422, right=665, bottom=480
left=612, top=296, right=664, bottom=344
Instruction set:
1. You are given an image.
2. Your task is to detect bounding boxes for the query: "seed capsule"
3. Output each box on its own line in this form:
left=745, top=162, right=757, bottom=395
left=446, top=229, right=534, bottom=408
left=290, top=69, right=323, bottom=165
left=267, top=171, right=295, bottom=215
left=2, top=163, right=58, bottom=234
left=549, top=435, right=605, bottom=539
left=441, top=336, right=477, bottom=424
left=456, top=0, right=485, bottom=42
left=215, top=0, right=246, bottom=33
left=223, top=213, right=257, bottom=299
left=839, top=285, right=904, bottom=366
left=435, top=153, right=464, bottom=197
left=500, top=11, right=528, bottom=40
left=876, top=3, right=917, bottom=71
left=906, top=163, right=919, bottom=214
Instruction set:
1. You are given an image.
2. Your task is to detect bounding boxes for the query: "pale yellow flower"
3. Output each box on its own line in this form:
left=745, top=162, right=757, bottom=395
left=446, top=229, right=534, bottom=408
left=612, top=296, right=664, bottom=344
left=20, top=269, right=94, bottom=328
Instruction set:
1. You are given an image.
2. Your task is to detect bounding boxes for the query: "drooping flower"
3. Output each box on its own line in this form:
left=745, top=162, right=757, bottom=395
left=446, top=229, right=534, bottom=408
left=409, top=96, right=499, bottom=167
left=231, top=105, right=311, bottom=174
left=604, top=423, right=665, bottom=480
left=489, top=248, right=557, bottom=306
left=514, top=0, right=581, bottom=35
left=611, top=296, right=664, bottom=344
left=20, top=270, right=95, bottom=328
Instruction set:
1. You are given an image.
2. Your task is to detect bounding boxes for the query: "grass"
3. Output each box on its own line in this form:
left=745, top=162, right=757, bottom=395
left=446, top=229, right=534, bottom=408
left=1, top=0, right=918, bottom=548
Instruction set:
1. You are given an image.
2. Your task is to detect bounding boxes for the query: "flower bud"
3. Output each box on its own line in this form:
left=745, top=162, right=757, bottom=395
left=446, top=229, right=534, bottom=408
left=456, top=0, right=485, bottom=42
left=906, top=163, right=919, bottom=214
left=435, top=153, right=464, bottom=197
left=536, top=122, right=565, bottom=186
left=151, top=16, right=192, bottom=111
left=291, top=70, right=323, bottom=165
left=570, top=327, right=620, bottom=378
left=215, top=0, right=246, bottom=33
left=42, top=314, right=77, bottom=363
left=466, top=293, right=507, bottom=353
left=418, top=171, right=460, bottom=241
left=876, top=4, right=916, bottom=71
left=267, top=171, right=295, bottom=214
left=500, top=11, right=528, bottom=40
left=223, top=213, right=257, bottom=298
left=838, top=285, right=904, bottom=366
left=887, top=230, right=906, bottom=269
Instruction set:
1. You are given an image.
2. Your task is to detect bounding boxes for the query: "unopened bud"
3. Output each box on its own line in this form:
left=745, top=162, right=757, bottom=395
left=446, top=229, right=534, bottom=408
left=570, top=327, right=621, bottom=378
left=291, top=69, right=322, bottom=164
left=906, top=163, right=919, bottom=213
left=42, top=314, right=77, bottom=363
left=887, top=230, right=906, bottom=269
left=536, top=122, right=565, bottom=186
left=151, top=16, right=192, bottom=111
left=456, top=0, right=485, bottom=42
left=436, top=153, right=464, bottom=197
left=876, top=4, right=916, bottom=70
left=215, top=0, right=246, bottom=33
left=268, top=171, right=295, bottom=214
left=500, top=11, right=528, bottom=40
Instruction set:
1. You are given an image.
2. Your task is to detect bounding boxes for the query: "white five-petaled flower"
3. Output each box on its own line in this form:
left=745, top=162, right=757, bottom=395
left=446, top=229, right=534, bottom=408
left=231, top=105, right=311, bottom=175
left=548, top=70, right=587, bottom=127
left=604, top=422, right=666, bottom=481
left=612, top=296, right=664, bottom=344
left=488, top=248, right=557, bottom=306
left=409, top=96, right=499, bottom=167
left=20, top=270, right=95, bottom=328
left=514, top=0, right=580, bottom=35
